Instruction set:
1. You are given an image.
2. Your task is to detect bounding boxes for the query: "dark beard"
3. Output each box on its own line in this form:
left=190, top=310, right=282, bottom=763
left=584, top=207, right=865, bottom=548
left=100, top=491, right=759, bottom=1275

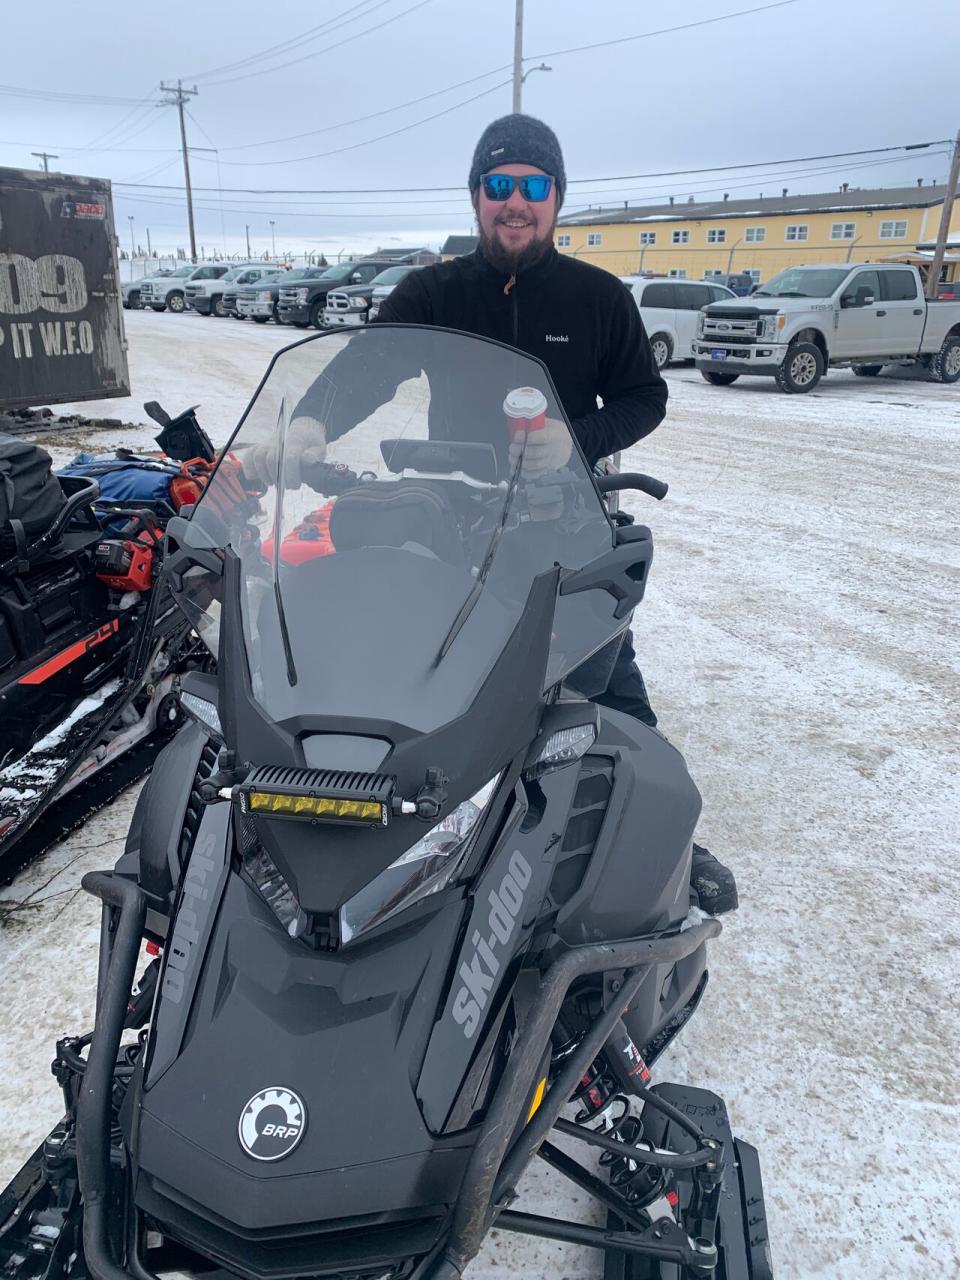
left=478, top=220, right=555, bottom=275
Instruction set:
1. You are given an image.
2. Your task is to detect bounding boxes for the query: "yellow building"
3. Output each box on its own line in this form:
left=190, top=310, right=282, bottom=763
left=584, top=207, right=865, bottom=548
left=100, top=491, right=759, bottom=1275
left=555, top=183, right=960, bottom=284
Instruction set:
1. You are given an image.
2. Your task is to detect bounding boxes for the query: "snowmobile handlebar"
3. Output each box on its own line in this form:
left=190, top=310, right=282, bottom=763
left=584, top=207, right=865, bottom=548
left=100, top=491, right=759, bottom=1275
left=595, top=472, right=669, bottom=501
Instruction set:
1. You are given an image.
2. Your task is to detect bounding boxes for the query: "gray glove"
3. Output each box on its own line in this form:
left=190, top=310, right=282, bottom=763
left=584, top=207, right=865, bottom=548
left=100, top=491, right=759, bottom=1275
left=242, top=415, right=328, bottom=489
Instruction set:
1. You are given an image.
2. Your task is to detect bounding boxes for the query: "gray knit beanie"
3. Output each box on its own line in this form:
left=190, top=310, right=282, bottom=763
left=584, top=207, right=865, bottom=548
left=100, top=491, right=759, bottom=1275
left=468, top=114, right=566, bottom=208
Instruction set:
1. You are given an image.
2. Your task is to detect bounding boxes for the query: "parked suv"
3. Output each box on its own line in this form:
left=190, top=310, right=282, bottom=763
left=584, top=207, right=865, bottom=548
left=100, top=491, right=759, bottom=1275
left=139, top=264, right=231, bottom=313
left=186, top=264, right=278, bottom=317
left=622, top=277, right=735, bottom=368
left=278, top=259, right=398, bottom=329
left=324, top=264, right=423, bottom=328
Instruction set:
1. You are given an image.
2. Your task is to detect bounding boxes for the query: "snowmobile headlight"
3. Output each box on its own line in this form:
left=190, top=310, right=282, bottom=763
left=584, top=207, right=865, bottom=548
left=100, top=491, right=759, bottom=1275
left=339, top=776, right=500, bottom=945
left=526, top=723, right=596, bottom=778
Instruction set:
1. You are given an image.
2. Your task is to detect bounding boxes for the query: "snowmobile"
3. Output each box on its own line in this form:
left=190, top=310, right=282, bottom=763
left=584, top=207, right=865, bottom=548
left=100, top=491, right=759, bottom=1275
left=0, top=403, right=216, bottom=880
left=0, top=326, right=772, bottom=1279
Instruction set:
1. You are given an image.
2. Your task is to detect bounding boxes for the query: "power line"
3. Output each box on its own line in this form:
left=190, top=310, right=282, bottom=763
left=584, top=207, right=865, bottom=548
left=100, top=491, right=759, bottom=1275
left=0, top=83, right=145, bottom=105
left=216, top=78, right=512, bottom=166
left=526, top=0, right=803, bottom=63
left=200, top=0, right=436, bottom=88
left=183, top=0, right=387, bottom=81
left=111, top=139, right=954, bottom=195
left=214, top=66, right=511, bottom=152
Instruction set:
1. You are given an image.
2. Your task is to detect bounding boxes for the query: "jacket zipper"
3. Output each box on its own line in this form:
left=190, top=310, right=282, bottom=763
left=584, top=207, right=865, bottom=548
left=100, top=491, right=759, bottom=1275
left=504, top=274, right=518, bottom=346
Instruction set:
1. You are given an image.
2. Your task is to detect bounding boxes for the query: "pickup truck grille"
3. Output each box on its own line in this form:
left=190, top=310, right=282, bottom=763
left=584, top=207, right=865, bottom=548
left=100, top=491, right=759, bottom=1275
left=701, top=315, right=761, bottom=342
left=184, top=285, right=202, bottom=299
left=278, top=287, right=301, bottom=303
left=139, top=283, right=157, bottom=299
left=327, top=292, right=351, bottom=311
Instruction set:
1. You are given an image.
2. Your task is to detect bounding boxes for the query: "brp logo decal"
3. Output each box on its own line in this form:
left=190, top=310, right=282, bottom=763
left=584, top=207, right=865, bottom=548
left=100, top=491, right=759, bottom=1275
left=238, top=1087, right=306, bottom=1161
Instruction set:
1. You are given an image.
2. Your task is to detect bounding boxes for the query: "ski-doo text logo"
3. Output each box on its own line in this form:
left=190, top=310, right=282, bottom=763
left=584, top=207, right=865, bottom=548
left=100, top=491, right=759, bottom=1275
left=161, top=833, right=218, bottom=1005
left=238, top=1087, right=306, bottom=1162
left=452, top=851, right=532, bottom=1040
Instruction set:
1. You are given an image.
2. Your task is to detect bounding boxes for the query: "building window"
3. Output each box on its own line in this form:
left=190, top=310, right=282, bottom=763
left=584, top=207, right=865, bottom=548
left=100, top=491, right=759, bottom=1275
left=587, top=232, right=603, bottom=247
left=879, top=220, right=907, bottom=239
left=668, top=268, right=687, bottom=279
left=746, top=269, right=762, bottom=282
left=706, top=228, right=726, bottom=244
left=672, top=229, right=690, bottom=244
left=639, top=231, right=657, bottom=245
left=785, top=224, right=808, bottom=241
left=704, top=269, right=725, bottom=279
left=556, top=234, right=571, bottom=247
left=831, top=222, right=856, bottom=240
left=745, top=226, right=766, bottom=242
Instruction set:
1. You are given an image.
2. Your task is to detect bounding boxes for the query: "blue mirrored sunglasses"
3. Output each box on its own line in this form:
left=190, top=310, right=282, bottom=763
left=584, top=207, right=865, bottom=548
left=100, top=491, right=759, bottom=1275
left=481, top=173, right=553, bottom=202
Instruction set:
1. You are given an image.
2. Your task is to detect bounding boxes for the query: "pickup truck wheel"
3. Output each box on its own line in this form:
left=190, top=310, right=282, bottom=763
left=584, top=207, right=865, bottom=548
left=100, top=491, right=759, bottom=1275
left=167, top=291, right=185, bottom=313
left=126, top=290, right=141, bottom=310
left=213, top=295, right=228, bottom=317
left=701, top=370, right=740, bottom=386
left=853, top=364, right=883, bottom=377
left=650, top=334, right=672, bottom=369
left=310, top=301, right=326, bottom=329
left=930, top=334, right=960, bottom=384
left=775, top=341, right=823, bottom=393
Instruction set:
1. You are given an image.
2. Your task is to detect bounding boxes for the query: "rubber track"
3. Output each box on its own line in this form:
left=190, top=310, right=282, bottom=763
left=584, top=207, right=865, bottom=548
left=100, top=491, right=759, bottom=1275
left=0, top=735, right=162, bottom=886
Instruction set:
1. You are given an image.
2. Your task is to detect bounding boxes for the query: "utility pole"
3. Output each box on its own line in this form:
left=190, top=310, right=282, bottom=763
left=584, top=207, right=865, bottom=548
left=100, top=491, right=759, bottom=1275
left=512, top=0, right=523, bottom=113
left=31, top=150, right=58, bottom=172
left=270, top=220, right=276, bottom=257
left=926, top=129, right=960, bottom=299
left=146, top=227, right=152, bottom=257
left=160, top=79, right=199, bottom=263
left=128, top=215, right=135, bottom=262
left=246, top=225, right=252, bottom=258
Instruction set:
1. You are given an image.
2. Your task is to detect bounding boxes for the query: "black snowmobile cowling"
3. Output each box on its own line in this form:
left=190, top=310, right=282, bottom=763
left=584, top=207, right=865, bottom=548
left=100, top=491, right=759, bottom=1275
left=0, top=327, right=773, bottom=1280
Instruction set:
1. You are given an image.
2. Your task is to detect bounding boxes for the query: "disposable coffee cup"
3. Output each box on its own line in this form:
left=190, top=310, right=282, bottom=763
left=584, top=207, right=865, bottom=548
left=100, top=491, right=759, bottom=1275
left=504, top=387, right=548, bottom=439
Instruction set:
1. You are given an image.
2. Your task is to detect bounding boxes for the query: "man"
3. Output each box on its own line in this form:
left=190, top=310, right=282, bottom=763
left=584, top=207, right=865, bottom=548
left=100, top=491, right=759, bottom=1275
left=265, top=113, right=736, bottom=915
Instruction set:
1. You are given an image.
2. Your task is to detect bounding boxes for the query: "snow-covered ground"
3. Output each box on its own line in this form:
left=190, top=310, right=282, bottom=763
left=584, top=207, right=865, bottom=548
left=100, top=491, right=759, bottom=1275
left=2, top=308, right=959, bottom=1278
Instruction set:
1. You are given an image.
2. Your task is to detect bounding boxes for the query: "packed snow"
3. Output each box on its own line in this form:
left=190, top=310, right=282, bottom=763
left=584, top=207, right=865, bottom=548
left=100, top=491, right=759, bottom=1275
left=2, top=307, right=959, bottom=1278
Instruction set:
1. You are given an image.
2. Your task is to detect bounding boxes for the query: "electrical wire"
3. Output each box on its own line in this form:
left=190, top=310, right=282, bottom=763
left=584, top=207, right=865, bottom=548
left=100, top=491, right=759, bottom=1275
left=110, top=139, right=953, bottom=195
left=528, top=0, right=802, bottom=63
left=213, top=66, right=513, bottom=152
left=215, top=78, right=512, bottom=166
left=0, top=83, right=145, bottom=105
left=182, top=0, right=387, bottom=81
left=199, top=0, right=436, bottom=88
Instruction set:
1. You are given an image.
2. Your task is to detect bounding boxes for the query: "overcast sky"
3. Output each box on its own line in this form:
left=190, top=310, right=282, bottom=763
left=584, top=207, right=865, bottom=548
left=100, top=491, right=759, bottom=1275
left=2, top=0, right=957, bottom=258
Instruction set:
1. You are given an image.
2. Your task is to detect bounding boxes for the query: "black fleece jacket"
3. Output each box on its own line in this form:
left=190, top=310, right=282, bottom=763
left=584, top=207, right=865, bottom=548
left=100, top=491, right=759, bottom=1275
left=375, top=248, right=667, bottom=465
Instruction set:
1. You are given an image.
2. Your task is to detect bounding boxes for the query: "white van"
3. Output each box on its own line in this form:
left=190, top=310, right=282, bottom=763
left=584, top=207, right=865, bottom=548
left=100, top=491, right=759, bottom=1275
left=622, top=277, right=735, bottom=368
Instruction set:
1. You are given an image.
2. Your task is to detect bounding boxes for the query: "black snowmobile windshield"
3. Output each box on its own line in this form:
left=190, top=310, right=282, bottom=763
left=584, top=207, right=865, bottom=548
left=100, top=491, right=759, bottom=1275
left=183, top=326, right=622, bottom=732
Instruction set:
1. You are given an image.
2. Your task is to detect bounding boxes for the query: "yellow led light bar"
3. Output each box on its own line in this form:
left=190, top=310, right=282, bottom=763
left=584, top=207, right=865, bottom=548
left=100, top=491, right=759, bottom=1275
left=248, top=791, right=384, bottom=823
left=239, top=766, right=394, bottom=827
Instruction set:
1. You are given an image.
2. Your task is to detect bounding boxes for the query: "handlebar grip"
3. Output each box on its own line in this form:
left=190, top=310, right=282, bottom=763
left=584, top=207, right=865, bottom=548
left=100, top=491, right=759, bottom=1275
left=596, top=472, right=669, bottom=501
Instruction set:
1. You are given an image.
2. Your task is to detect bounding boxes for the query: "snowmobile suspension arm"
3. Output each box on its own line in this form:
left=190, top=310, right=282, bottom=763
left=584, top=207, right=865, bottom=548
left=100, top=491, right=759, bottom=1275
left=429, top=918, right=721, bottom=1279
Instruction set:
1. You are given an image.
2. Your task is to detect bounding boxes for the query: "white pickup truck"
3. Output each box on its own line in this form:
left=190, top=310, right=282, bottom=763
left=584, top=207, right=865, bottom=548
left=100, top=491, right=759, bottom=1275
left=693, top=263, right=960, bottom=393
